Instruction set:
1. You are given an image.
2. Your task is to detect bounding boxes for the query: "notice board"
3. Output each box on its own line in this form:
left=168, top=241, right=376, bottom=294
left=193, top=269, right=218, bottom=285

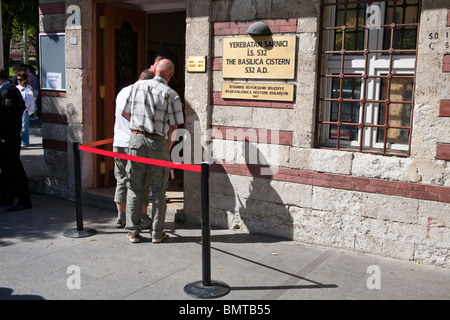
left=39, top=33, right=66, bottom=91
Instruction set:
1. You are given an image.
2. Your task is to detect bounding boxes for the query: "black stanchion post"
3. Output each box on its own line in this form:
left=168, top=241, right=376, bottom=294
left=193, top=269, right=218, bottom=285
left=202, top=161, right=211, bottom=286
left=184, top=162, right=230, bottom=299
left=64, top=142, right=97, bottom=238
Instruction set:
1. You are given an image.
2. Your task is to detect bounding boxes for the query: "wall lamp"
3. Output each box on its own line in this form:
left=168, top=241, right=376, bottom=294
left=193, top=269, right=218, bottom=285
left=247, top=21, right=272, bottom=35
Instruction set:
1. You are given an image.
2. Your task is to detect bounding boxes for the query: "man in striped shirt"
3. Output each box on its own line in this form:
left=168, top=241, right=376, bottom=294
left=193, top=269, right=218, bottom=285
left=122, top=59, right=184, bottom=243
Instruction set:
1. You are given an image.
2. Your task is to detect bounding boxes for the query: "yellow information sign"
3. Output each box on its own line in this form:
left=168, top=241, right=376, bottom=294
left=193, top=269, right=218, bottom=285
left=186, top=56, right=207, bottom=73
left=222, top=82, right=294, bottom=101
left=222, top=35, right=297, bottom=79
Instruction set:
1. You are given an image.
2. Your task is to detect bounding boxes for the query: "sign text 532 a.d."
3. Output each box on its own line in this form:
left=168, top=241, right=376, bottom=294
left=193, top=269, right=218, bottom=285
left=222, top=35, right=297, bottom=79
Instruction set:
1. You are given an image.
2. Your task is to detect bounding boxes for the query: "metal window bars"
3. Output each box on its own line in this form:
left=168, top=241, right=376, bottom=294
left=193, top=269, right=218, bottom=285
left=317, top=0, right=420, bottom=157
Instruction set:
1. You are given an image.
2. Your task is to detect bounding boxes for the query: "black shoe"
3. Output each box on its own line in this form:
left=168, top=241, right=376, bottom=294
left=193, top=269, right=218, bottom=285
left=0, top=200, right=14, bottom=206
left=6, top=204, right=32, bottom=212
left=116, top=217, right=126, bottom=228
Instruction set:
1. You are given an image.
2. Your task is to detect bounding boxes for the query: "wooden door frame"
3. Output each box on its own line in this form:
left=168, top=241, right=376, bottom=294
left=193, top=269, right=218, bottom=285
left=92, top=0, right=147, bottom=187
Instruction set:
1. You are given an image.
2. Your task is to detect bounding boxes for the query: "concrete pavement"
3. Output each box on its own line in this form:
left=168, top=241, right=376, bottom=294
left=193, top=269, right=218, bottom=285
left=1, top=120, right=449, bottom=301
left=1, top=192, right=449, bottom=301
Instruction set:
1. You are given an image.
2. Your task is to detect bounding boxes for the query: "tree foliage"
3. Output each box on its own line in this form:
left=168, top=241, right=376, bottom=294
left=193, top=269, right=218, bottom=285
left=2, top=0, right=39, bottom=69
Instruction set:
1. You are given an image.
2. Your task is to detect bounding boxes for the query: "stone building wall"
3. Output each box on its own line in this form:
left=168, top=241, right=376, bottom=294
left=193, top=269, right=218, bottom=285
left=38, top=0, right=93, bottom=199
left=184, top=0, right=450, bottom=268
left=37, top=0, right=449, bottom=268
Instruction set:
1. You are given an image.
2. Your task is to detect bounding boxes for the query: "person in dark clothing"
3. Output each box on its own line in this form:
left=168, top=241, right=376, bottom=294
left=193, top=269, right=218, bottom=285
left=0, top=68, right=32, bottom=211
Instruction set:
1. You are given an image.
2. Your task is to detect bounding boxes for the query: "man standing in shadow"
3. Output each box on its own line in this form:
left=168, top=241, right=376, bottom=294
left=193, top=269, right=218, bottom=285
left=0, top=68, right=32, bottom=211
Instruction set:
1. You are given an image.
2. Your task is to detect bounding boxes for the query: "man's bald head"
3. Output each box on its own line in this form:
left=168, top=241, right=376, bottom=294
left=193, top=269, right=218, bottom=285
left=155, top=59, right=175, bottom=83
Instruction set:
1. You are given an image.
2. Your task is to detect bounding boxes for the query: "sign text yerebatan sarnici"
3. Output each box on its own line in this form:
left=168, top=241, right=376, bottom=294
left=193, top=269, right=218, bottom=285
left=222, top=35, right=296, bottom=79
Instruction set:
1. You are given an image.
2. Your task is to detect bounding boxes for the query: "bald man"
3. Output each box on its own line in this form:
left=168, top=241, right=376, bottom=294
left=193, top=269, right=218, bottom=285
left=122, top=59, right=184, bottom=243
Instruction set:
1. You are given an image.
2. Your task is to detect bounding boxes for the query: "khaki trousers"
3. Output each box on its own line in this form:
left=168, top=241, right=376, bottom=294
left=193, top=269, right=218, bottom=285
left=125, top=133, right=170, bottom=239
left=113, top=146, right=129, bottom=204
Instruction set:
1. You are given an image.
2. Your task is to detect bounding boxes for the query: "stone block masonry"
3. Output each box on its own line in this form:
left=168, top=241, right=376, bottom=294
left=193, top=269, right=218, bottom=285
left=35, top=0, right=449, bottom=268
left=202, top=0, right=450, bottom=268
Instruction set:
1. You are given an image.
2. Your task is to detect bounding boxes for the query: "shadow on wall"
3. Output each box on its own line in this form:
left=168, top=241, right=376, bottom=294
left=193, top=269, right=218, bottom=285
left=180, top=100, right=292, bottom=240
left=210, top=141, right=293, bottom=240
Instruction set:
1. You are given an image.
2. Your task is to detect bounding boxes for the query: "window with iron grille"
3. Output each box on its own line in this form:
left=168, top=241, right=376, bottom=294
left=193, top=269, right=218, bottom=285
left=317, top=0, right=420, bottom=156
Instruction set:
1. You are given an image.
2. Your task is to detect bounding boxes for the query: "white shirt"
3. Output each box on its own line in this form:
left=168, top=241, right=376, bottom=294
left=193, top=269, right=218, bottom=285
left=113, top=85, right=133, bottom=148
left=16, top=84, right=36, bottom=114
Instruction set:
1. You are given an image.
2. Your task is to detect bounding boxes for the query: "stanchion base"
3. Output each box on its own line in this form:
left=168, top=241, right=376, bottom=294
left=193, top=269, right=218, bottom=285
left=184, top=280, right=230, bottom=299
left=64, top=229, right=97, bottom=238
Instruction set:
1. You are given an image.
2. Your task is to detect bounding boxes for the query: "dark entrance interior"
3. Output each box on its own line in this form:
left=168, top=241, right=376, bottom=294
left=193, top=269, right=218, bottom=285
left=147, top=10, right=186, bottom=206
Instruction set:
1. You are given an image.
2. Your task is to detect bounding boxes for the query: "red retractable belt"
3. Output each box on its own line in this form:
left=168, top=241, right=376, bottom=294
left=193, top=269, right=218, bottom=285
left=79, top=138, right=201, bottom=173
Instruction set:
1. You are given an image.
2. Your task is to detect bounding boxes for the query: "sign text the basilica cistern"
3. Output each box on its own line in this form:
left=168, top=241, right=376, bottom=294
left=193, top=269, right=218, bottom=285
left=222, top=35, right=296, bottom=101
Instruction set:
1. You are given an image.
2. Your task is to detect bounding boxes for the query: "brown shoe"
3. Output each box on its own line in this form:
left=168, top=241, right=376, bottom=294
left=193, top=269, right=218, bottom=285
left=152, top=232, right=168, bottom=243
left=127, top=232, right=140, bottom=243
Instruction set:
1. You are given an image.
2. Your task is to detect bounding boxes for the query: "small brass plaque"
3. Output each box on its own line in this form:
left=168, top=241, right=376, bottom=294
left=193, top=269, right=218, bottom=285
left=187, top=56, right=207, bottom=73
left=222, top=82, right=294, bottom=102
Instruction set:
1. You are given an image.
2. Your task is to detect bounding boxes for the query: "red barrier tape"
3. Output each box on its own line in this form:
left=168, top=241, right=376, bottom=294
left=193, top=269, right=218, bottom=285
left=79, top=139, right=201, bottom=173
left=82, top=138, right=114, bottom=148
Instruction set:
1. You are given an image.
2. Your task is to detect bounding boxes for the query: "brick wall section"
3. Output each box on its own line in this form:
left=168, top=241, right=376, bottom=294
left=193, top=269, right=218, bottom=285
left=40, top=91, right=66, bottom=98
left=212, top=126, right=293, bottom=145
left=439, top=100, right=450, bottom=117
left=38, top=2, right=66, bottom=15
left=213, top=58, right=222, bottom=71
left=436, top=144, right=450, bottom=161
left=211, top=162, right=450, bottom=203
left=41, top=114, right=68, bottom=151
left=443, top=55, right=450, bottom=72
left=213, top=19, right=297, bottom=36
left=43, top=139, right=67, bottom=152
left=41, top=113, right=68, bottom=125
left=447, top=9, right=450, bottom=26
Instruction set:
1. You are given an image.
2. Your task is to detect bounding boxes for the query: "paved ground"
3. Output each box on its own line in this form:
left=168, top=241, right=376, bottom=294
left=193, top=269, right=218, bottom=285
left=2, top=119, right=448, bottom=303
left=1, top=193, right=449, bottom=301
